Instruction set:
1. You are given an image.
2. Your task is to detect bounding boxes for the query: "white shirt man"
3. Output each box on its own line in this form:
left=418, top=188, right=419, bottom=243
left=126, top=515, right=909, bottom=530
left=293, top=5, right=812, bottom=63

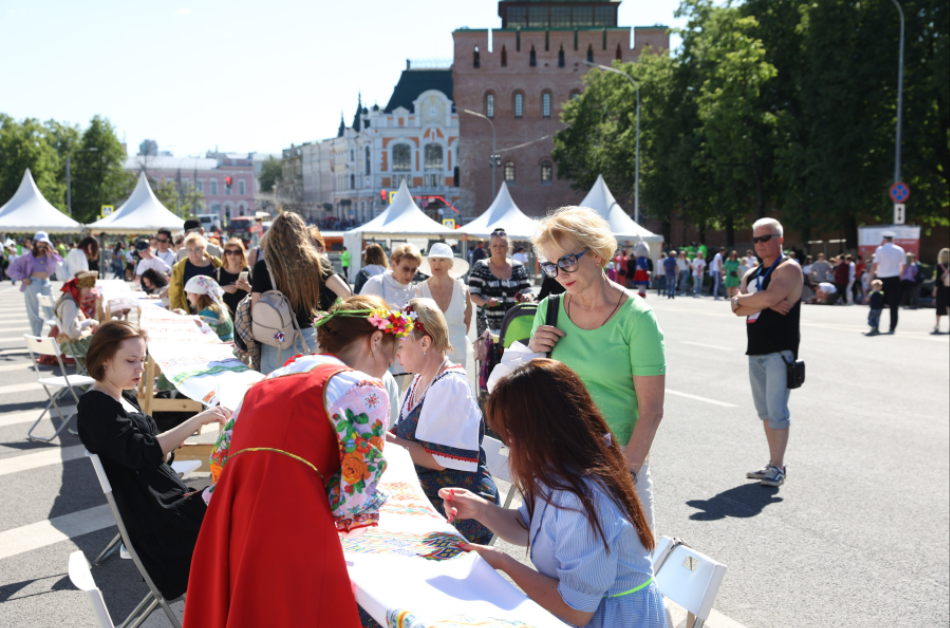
left=135, top=248, right=171, bottom=278
left=870, top=233, right=906, bottom=332
left=154, top=232, right=177, bottom=268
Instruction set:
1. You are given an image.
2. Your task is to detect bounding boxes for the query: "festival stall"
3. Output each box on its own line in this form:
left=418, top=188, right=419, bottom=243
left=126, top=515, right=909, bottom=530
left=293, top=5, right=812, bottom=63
left=456, top=182, right=538, bottom=242
left=345, top=444, right=563, bottom=627
left=0, top=169, right=84, bottom=234
left=343, top=181, right=455, bottom=282
left=858, top=225, right=920, bottom=261
left=87, top=172, right=186, bottom=235
left=580, top=175, right=664, bottom=260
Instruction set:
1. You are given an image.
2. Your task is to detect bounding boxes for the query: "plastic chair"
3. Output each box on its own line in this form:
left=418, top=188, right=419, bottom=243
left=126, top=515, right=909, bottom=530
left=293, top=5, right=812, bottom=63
left=482, top=435, right=520, bottom=546
left=652, top=536, right=728, bottom=628
left=85, top=451, right=182, bottom=628
left=94, top=460, right=202, bottom=567
left=68, top=550, right=116, bottom=628
left=24, top=335, right=95, bottom=442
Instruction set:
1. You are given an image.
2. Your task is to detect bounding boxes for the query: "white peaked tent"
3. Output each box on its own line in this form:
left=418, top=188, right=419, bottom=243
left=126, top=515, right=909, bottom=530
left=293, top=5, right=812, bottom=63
left=343, top=180, right=455, bottom=281
left=456, top=182, right=538, bottom=241
left=0, top=169, right=83, bottom=233
left=580, top=175, right=663, bottom=259
left=87, top=172, right=185, bottom=234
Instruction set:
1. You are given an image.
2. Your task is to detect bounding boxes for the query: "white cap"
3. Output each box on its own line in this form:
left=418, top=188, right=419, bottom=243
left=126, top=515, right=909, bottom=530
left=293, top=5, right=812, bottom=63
left=882, top=230, right=896, bottom=239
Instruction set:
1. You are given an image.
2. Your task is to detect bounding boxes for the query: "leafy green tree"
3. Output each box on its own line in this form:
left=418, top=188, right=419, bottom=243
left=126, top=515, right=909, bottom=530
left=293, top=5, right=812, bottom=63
left=258, top=156, right=281, bottom=193
left=71, top=115, right=130, bottom=223
left=0, top=115, right=65, bottom=212
left=150, top=179, right=205, bottom=219
left=44, top=119, right=83, bottom=212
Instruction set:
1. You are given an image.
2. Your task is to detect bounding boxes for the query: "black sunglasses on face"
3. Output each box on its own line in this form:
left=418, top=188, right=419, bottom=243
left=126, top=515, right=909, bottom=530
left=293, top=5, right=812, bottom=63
left=157, top=238, right=169, bottom=243
left=540, top=250, right=589, bottom=278
left=751, top=234, right=777, bottom=244
left=225, top=250, right=241, bottom=256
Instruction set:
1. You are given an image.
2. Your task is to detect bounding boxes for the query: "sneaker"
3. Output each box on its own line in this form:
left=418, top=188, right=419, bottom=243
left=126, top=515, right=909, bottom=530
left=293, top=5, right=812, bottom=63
left=867, top=329, right=880, bottom=336
left=760, top=465, right=786, bottom=487
left=746, top=463, right=772, bottom=480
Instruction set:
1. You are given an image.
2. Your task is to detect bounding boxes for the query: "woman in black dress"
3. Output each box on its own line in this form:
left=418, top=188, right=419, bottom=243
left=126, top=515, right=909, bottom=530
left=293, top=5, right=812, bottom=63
left=77, top=321, right=230, bottom=600
left=216, top=237, right=252, bottom=318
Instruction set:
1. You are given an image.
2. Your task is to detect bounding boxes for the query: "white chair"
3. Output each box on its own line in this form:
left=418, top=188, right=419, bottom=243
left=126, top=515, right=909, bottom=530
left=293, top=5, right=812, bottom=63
left=85, top=451, right=182, bottom=628
left=24, top=335, right=95, bottom=442
left=69, top=550, right=116, bottom=628
left=94, top=459, right=202, bottom=567
left=36, top=293, right=58, bottom=332
left=652, top=536, right=728, bottom=628
left=482, top=435, right=520, bottom=546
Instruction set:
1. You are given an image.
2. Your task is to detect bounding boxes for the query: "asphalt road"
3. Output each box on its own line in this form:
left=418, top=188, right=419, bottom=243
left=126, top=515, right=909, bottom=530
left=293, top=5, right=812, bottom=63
left=0, top=281, right=947, bottom=627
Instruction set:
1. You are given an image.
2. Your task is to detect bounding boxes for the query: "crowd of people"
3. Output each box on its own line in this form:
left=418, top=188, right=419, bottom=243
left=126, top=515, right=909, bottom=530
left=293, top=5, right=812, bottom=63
left=4, top=206, right=948, bottom=628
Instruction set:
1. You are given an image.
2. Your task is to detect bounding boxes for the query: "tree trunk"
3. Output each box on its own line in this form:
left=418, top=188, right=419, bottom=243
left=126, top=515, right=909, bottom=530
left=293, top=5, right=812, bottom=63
left=662, top=219, right=672, bottom=246
left=845, top=216, right=858, bottom=250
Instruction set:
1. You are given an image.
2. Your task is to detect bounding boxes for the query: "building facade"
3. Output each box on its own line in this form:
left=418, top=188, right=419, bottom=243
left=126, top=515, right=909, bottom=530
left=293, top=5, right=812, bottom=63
left=126, top=154, right=258, bottom=222
left=452, top=0, right=668, bottom=217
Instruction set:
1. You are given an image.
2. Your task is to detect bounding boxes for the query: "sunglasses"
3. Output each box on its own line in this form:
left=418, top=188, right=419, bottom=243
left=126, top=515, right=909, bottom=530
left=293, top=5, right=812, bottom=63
left=225, top=249, right=242, bottom=256
left=540, top=250, right=588, bottom=278
left=751, top=234, right=777, bottom=244
left=157, top=238, right=170, bottom=243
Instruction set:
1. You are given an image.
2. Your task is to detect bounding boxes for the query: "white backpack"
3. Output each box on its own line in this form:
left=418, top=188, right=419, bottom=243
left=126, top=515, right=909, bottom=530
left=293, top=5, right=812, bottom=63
left=251, top=257, right=310, bottom=364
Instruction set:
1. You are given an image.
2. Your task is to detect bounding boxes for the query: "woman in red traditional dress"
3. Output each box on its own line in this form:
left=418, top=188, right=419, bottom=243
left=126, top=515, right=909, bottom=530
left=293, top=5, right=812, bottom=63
left=184, top=295, right=416, bottom=628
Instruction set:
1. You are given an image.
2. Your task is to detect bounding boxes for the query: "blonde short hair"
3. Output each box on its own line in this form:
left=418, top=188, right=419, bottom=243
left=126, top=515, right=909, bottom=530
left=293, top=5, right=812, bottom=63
left=408, top=298, right=452, bottom=354
left=938, top=248, right=950, bottom=264
left=532, top=206, right=617, bottom=268
left=184, top=233, right=208, bottom=250
left=391, top=243, right=423, bottom=267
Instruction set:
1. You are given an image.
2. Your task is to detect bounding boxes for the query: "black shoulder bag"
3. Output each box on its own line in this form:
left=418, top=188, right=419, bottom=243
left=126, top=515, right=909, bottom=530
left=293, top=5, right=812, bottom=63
left=544, top=294, right=560, bottom=358
left=783, top=353, right=806, bottom=389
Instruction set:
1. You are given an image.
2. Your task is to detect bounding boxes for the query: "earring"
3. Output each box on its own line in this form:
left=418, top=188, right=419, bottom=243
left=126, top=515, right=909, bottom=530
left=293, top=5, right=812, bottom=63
left=370, top=351, right=375, bottom=359
left=423, top=350, right=427, bottom=356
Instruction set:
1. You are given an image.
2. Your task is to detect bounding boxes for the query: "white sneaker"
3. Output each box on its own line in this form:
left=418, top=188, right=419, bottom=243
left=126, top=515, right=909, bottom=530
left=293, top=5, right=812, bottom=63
left=746, top=463, right=771, bottom=480
left=760, top=465, right=786, bottom=487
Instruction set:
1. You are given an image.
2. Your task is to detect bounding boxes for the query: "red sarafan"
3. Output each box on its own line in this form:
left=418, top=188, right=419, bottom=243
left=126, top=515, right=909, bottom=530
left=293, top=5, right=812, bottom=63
left=184, top=363, right=362, bottom=628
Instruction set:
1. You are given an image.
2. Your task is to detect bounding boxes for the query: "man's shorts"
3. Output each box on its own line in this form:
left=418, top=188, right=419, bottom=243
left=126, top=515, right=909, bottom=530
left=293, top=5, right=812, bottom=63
left=748, top=350, right=793, bottom=429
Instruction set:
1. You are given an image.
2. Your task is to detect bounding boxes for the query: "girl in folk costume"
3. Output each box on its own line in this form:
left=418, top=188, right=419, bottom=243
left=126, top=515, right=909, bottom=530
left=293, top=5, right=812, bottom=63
left=184, top=275, right=233, bottom=342
left=53, top=270, right=100, bottom=358
left=184, top=295, right=403, bottom=628
left=387, top=298, right=499, bottom=544
left=630, top=241, right=652, bottom=299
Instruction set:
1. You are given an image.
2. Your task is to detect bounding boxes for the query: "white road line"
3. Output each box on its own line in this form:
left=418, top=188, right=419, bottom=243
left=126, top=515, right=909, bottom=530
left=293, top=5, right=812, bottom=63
left=0, top=362, right=32, bottom=373
left=0, top=445, right=85, bottom=477
left=0, top=326, right=31, bottom=333
left=0, top=348, right=30, bottom=355
left=0, top=504, right=113, bottom=561
left=0, top=337, right=27, bottom=344
left=0, top=407, right=75, bottom=428
left=0, top=382, right=43, bottom=395
left=681, top=341, right=736, bottom=351
left=667, top=389, right=738, bottom=408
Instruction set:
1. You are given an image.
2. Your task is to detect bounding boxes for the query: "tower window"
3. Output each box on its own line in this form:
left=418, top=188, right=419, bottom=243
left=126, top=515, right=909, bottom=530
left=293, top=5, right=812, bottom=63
left=514, top=93, right=523, bottom=118
left=542, top=93, right=551, bottom=118
left=558, top=45, right=565, bottom=68
left=474, top=46, right=480, bottom=68
left=616, top=43, right=622, bottom=61
left=501, top=46, right=507, bottom=67
left=541, top=161, right=553, bottom=184
left=587, top=44, right=594, bottom=63
left=529, top=46, right=536, bottom=67
left=504, top=161, right=516, bottom=183
left=486, top=93, right=495, bottom=118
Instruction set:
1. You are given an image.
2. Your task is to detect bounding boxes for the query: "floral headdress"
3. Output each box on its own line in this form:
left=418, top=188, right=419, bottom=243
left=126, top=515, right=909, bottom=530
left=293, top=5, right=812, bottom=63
left=314, top=299, right=414, bottom=339
left=402, top=302, right=426, bottom=336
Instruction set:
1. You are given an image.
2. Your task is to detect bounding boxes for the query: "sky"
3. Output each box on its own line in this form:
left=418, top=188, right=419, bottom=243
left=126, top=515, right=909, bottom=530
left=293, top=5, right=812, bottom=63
left=0, top=0, right=687, bottom=159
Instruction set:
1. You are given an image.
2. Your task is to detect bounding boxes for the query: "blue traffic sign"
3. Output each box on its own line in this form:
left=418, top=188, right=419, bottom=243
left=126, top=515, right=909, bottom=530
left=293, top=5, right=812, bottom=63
left=889, top=182, right=910, bottom=203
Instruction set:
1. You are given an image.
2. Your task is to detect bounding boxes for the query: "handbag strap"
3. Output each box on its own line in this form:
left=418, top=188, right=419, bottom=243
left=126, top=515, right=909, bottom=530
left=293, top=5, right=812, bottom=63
left=544, top=295, right=560, bottom=358
left=262, top=252, right=310, bottom=354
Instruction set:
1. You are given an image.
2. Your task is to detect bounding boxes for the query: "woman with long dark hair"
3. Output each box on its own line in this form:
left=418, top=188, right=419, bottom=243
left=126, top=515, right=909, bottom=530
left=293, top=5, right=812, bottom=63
left=442, top=359, right=665, bottom=628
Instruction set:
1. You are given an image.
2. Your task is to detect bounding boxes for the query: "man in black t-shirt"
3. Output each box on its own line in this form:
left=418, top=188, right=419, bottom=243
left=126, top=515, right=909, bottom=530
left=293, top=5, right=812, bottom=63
left=731, top=218, right=803, bottom=488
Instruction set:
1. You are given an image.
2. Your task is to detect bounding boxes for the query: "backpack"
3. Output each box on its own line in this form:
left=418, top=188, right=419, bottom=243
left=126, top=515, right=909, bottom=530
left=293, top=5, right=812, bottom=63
left=251, top=256, right=310, bottom=363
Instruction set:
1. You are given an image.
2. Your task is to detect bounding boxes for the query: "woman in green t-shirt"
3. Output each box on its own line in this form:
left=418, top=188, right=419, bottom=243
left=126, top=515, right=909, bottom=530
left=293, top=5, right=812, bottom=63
left=527, top=206, right=666, bottom=532
left=723, top=250, right=742, bottom=297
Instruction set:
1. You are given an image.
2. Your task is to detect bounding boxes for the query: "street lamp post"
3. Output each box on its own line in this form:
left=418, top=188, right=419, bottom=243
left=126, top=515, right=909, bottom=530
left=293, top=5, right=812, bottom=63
left=584, top=61, right=641, bottom=224
left=65, top=147, right=99, bottom=217
left=461, top=109, right=498, bottom=197
left=890, top=0, right=905, bottom=185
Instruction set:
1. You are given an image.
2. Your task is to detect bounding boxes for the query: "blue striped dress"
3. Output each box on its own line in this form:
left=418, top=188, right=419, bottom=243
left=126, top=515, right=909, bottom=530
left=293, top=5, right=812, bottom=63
left=519, top=479, right=667, bottom=628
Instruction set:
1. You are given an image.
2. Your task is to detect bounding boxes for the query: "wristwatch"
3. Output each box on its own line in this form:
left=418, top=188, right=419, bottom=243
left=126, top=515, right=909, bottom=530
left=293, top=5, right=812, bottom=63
left=731, top=296, right=740, bottom=310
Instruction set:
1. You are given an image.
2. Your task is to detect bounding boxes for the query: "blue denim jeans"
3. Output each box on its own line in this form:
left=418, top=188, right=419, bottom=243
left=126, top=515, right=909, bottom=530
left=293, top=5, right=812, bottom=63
left=868, top=308, right=882, bottom=330
left=678, top=272, right=689, bottom=294
left=259, top=325, right=318, bottom=375
left=24, top=278, right=53, bottom=336
left=693, top=275, right=704, bottom=296
left=656, top=275, right=666, bottom=295
left=666, top=275, right=677, bottom=298
left=748, top=350, right=793, bottom=429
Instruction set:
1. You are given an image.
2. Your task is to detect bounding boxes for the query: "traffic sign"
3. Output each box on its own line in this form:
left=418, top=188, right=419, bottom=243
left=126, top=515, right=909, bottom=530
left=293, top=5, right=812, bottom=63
left=889, top=182, right=910, bottom=203
left=893, top=203, right=906, bottom=225
left=101, top=205, right=113, bottom=218
left=442, top=218, right=456, bottom=229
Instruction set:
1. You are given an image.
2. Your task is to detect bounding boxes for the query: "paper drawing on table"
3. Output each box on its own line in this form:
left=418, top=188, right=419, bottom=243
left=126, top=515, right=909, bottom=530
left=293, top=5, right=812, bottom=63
left=342, top=529, right=468, bottom=561
left=388, top=608, right=537, bottom=628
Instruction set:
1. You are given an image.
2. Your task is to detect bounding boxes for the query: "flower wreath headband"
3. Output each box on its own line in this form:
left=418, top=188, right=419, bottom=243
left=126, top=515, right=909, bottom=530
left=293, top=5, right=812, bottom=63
left=314, top=298, right=415, bottom=339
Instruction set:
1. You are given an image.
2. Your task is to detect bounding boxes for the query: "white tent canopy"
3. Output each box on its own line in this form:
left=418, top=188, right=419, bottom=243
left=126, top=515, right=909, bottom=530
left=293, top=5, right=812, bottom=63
left=580, top=175, right=664, bottom=243
left=87, top=172, right=185, bottom=234
left=0, top=169, right=83, bottom=233
left=343, top=181, right=455, bottom=281
left=456, top=182, right=538, bottom=241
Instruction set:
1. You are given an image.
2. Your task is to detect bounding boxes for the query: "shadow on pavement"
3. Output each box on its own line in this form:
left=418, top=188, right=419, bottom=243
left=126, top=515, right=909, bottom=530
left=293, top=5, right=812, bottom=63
left=686, top=482, right=784, bottom=521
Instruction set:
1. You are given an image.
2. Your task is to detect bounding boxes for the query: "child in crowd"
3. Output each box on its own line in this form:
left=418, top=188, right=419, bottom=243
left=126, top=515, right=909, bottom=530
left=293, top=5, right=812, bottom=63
left=606, top=260, right=617, bottom=282
left=867, top=279, right=884, bottom=336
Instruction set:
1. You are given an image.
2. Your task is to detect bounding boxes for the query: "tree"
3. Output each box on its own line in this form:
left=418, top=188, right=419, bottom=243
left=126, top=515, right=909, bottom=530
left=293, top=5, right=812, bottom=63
left=151, top=178, right=205, bottom=219
left=0, top=115, right=65, bottom=212
left=258, top=156, right=281, bottom=193
left=44, top=119, right=83, bottom=212
left=70, top=115, right=131, bottom=223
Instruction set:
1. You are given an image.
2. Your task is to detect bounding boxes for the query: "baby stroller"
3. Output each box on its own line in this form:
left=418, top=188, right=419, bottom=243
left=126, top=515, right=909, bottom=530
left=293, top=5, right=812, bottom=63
left=474, top=303, right=539, bottom=398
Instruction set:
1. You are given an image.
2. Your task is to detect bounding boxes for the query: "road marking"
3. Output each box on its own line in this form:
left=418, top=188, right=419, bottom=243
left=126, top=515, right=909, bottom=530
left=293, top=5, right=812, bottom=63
left=0, top=326, right=31, bottom=333
left=0, top=407, right=75, bottom=428
left=0, top=348, right=30, bottom=355
left=0, top=382, right=43, bottom=395
left=0, top=362, right=31, bottom=373
left=0, top=504, right=113, bottom=561
left=0, top=445, right=85, bottom=477
left=667, top=389, right=738, bottom=408
left=0, top=336, right=27, bottom=343
left=681, top=341, right=736, bottom=351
